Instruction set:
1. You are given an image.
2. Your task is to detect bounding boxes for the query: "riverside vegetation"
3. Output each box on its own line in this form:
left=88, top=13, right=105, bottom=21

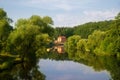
left=0, top=8, right=120, bottom=80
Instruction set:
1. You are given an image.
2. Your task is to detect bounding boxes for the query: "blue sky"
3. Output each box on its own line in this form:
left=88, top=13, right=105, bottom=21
left=0, top=0, right=120, bottom=27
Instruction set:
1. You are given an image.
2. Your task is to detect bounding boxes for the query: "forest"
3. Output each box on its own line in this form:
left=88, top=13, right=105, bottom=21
left=64, top=13, right=120, bottom=59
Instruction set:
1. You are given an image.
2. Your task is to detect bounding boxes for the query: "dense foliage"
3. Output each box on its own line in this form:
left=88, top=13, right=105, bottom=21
left=73, top=20, right=112, bottom=38
left=65, top=13, right=120, bottom=58
left=54, top=27, right=74, bottom=38
left=0, top=8, right=13, bottom=52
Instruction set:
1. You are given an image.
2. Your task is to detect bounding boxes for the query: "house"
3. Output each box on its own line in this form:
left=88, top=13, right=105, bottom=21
left=57, top=36, right=66, bottom=44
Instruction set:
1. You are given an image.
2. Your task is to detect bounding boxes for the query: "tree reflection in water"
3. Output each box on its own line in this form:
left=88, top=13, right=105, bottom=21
left=0, top=57, right=45, bottom=80
left=0, top=50, right=120, bottom=80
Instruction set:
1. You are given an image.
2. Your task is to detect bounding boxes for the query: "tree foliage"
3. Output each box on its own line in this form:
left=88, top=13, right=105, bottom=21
left=15, top=15, right=54, bottom=37
left=0, top=8, right=7, bottom=20
left=42, top=16, right=53, bottom=25
left=115, top=12, right=120, bottom=20
left=0, top=8, right=13, bottom=52
left=7, top=24, right=50, bottom=60
left=54, top=27, right=73, bottom=38
left=65, top=35, right=81, bottom=59
left=73, top=20, right=112, bottom=38
left=64, top=12, right=120, bottom=58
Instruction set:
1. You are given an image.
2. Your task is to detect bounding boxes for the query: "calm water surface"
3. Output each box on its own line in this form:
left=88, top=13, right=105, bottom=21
left=39, top=59, right=111, bottom=80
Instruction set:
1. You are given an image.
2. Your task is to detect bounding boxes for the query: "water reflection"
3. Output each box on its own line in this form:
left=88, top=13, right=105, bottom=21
left=47, top=45, right=65, bottom=54
left=0, top=51, right=120, bottom=80
left=39, top=59, right=111, bottom=80
left=47, top=36, right=66, bottom=54
left=0, top=58, right=45, bottom=80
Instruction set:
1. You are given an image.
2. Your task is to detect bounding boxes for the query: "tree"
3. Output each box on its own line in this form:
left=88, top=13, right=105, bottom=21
left=65, top=35, right=81, bottom=59
left=15, top=15, right=54, bottom=37
left=54, top=27, right=73, bottom=38
left=0, top=9, right=13, bottom=52
left=115, top=12, right=120, bottom=20
left=0, top=8, right=13, bottom=23
left=15, top=18, right=28, bottom=28
left=0, top=20, right=12, bottom=41
left=87, top=30, right=106, bottom=53
left=42, top=16, right=53, bottom=25
left=77, top=39, right=87, bottom=53
left=73, top=21, right=112, bottom=38
left=0, top=8, right=7, bottom=20
left=7, top=24, right=50, bottom=61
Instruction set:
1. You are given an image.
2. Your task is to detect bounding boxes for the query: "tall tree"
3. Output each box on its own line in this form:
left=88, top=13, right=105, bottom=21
left=0, top=8, right=13, bottom=51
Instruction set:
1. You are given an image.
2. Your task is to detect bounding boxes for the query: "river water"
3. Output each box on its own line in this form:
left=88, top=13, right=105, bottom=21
left=39, top=59, right=111, bottom=80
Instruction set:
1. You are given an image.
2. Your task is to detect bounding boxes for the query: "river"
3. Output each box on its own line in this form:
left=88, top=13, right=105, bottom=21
left=0, top=51, right=120, bottom=80
left=39, top=59, right=111, bottom=80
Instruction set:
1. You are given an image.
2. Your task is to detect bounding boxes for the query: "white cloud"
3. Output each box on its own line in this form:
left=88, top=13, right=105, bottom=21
left=83, top=10, right=119, bottom=21
left=53, top=14, right=82, bottom=27
left=20, top=0, right=75, bottom=11
left=55, top=4, right=73, bottom=11
left=53, top=10, right=119, bottom=27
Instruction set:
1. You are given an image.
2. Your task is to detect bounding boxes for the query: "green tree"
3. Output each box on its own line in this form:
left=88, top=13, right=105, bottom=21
left=7, top=24, right=50, bottom=61
left=115, top=12, right=120, bottom=20
left=54, top=27, right=73, bottom=38
left=77, top=39, right=87, bottom=53
left=65, top=35, right=81, bottom=59
left=43, top=16, right=53, bottom=25
left=87, top=30, right=106, bottom=53
left=0, top=9, right=13, bottom=52
left=15, top=18, right=28, bottom=28
left=0, top=8, right=6, bottom=20
left=15, top=15, right=54, bottom=37
left=73, top=21, right=111, bottom=38
left=98, top=19, right=120, bottom=56
left=0, top=8, right=13, bottom=23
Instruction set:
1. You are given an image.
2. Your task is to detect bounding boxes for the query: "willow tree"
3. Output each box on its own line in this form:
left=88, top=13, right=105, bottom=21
left=65, top=35, right=81, bottom=59
left=7, top=24, right=50, bottom=61
left=15, top=15, right=54, bottom=37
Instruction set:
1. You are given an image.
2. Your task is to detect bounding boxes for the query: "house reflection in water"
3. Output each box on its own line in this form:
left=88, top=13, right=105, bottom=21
left=47, top=36, right=66, bottom=54
left=47, top=45, right=65, bottom=54
left=54, top=45, right=65, bottom=54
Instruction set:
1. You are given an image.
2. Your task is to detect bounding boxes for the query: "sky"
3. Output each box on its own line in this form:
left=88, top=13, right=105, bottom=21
left=0, top=0, right=120, bottom=27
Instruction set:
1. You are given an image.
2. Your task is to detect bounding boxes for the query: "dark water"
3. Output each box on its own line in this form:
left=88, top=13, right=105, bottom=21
left=39, top=59, right=111, bottom=80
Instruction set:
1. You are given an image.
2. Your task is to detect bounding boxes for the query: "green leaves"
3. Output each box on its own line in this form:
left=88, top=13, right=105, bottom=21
left=7, top=25, right=40, bottom=54
left=65, top=15, right=120, bottom=58
left=15, top=15, right=54, bottom=37
left=115, top=12, right=120, bottom=20
left=65, top=35, right=81, bottom=59
left=0, top=9, right=13, bottom=51
left=0, top=8, right=6, bottom=20
left=43, top=16, right=53, bottom=25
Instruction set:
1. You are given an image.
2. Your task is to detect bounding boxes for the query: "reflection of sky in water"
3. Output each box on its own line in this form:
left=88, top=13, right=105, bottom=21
left=38, top=59, right=111, bottom=80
